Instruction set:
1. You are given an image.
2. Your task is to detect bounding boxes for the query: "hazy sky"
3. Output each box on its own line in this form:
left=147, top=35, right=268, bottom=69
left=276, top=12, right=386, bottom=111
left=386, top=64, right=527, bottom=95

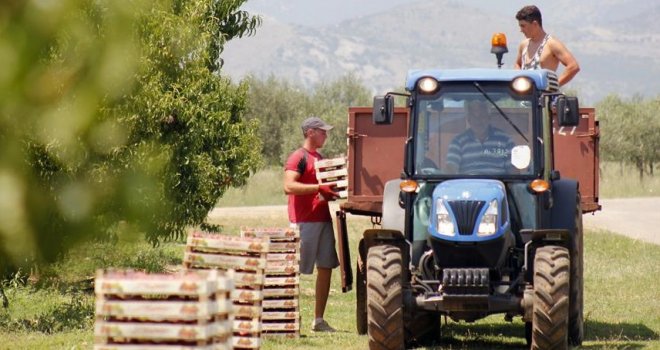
left=241, top=1, right=575, bottom=27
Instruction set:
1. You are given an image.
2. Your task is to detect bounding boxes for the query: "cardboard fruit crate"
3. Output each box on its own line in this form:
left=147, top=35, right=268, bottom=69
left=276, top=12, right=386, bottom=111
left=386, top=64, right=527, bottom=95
left=94, top=269, right=234, bottom=349
left=240, top=227, right=300, bottom=241
left=232, top=271, right=265, bottom=288
left=264, top=276, right=299, bottom=287
left=233, top=319, right=261, bottom=334
left=233, top=304, right=262, bottom=319
left=261, top=319, right=300, bottom=339
left=94, top=344, right=227, bottom=350
left=230, top=288, right=263, bottom=304
left=232, top=336, right=261, bottom=350
left=187, top=232, right=269, bottom=254
left=95, top=298, right=232, bottom=322
left=315, top=157, right=348, bottom=199
left=262, top=299, right=299, bottom=310
left=94, top=320, right=230, bottom=343
left=268, top=241, right=300, bottom=253
left=316, top=168, right=348, bottom=183
left=263, top=287, right=299, bottom=299
left=183, top=252, right=267, bottom=272
left=264, top=260, right=299, bottom=275
left=314, top=157, right=346, bottom=171
left=265, top=253, right=300, bottom=262
left=262, top=311, right=299, bottom=321
left=261, top=321, right=300, bottom=332
left=95, top=269, right=232, bottom=299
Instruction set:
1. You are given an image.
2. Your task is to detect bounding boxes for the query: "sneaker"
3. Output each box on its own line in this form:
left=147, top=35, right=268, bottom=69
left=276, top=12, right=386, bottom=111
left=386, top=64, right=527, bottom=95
left=312, top=318, right=337, bottom=332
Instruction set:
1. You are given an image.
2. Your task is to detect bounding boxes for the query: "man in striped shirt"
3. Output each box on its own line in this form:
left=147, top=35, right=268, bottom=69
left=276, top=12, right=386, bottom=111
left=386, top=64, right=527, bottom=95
left=446, top=100, right=516, bottom=175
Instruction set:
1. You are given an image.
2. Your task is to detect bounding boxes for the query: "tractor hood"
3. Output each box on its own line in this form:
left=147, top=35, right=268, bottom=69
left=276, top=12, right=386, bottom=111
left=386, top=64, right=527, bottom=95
left=429, top=179, right=510, bottom=242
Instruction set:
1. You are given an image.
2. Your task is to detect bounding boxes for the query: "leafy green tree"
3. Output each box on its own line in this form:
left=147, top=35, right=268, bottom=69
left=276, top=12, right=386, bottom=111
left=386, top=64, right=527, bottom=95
left=244, top=74, right=372, bottom=166
left=244, top=75, right=311, bottom=165
left=597, top=94, right=660, bottom=178
left=306, top=73, right=373, bottom=159
left=0, top=0, right=261, bottom=270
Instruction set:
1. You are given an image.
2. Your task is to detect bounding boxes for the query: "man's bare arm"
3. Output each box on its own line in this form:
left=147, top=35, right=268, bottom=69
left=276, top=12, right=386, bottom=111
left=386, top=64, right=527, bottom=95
left=550, top=38, right=580, bottom=86
left=283, top=170, right=320, bottom=195
left=514, top=41, right=525, bottom=69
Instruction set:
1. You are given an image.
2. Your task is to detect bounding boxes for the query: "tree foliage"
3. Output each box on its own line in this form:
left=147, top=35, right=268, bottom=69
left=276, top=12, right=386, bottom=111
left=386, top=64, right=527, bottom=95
left=0, top=0, right=261, bottom=269
left=597, top=94, right=660, bottom=178
left=244, top=73, right=372, bottom=165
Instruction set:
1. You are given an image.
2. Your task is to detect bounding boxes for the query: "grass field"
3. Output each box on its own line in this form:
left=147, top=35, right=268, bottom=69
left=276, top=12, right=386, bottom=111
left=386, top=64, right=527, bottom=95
left=1, top=161, right=659, bottom=349
left=1, top=211, right=658, bottom=349
left=598, top=162, right=660, bottom=198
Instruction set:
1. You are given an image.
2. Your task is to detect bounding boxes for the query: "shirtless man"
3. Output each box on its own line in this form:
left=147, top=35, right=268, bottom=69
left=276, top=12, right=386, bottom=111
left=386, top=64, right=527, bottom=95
left=514, top=5, right=580, bottom=86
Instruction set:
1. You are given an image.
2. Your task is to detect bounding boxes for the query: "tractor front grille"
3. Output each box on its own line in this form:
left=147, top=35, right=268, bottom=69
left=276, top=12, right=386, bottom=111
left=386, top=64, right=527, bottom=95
left=448, top=200, right=486, bottom=235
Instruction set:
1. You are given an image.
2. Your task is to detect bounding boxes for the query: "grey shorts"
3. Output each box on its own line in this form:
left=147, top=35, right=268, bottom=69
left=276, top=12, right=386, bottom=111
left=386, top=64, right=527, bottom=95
left=293, top=222, right=340, bottom=274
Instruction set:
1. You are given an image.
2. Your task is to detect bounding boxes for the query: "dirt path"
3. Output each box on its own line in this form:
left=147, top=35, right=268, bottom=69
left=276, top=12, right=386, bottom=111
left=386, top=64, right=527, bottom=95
left=210, top=198, right=660, bottom=245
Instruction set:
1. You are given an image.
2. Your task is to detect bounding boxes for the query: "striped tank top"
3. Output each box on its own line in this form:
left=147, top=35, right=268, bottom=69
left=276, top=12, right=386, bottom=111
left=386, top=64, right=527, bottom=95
left=521, top=34, right=551, bottom=70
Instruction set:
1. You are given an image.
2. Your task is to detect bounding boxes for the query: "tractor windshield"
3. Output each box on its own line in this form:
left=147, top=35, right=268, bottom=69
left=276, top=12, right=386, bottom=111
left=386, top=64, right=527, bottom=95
left=414, top=83, right=536, bottom=177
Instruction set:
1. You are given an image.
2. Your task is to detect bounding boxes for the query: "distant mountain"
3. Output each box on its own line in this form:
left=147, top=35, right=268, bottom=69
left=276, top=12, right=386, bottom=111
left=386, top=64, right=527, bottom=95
left=222, top=0, right=660, bottom=105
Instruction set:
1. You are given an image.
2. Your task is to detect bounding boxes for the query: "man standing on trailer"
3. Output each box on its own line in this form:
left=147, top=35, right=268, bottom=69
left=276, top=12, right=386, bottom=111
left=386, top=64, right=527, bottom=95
left=514, top=5, right=580, bottom=86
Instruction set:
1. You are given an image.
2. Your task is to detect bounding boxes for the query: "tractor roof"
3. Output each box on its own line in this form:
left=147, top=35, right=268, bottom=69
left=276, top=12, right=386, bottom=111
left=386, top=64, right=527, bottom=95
left=405, top=68, right=559, bottom=92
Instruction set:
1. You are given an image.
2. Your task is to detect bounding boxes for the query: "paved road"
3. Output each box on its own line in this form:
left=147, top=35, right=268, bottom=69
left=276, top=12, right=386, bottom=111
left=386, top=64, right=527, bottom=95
left=210, top=198, right=660, bottom=245
left=582, top=197, right=660, bottom=245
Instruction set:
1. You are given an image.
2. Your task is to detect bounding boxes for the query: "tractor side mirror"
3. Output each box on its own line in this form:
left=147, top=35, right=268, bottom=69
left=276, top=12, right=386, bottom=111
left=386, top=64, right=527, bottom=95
left=555, top=96, right=580, bottom=127
left=373, top=95, right=394, bottom=125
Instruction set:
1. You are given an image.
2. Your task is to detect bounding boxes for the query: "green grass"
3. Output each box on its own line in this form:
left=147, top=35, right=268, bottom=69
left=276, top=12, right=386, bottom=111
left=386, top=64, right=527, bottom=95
left=599, top=162, right=660, bottom=198
left=1, top=213, right=658, bottom=349
left=216, top=162, right=660, bottom=207
left=216, top=166, right=287, bottom=207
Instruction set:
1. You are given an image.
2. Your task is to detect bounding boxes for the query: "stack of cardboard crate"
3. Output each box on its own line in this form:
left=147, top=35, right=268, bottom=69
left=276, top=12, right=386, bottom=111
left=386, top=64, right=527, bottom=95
left=183, top=231, right=270, bottom=350
left=315, top=157, right=348, bottom=199
left=94, top=269, right=233, bottom=350
left=241, top=227, right=301, bottom=338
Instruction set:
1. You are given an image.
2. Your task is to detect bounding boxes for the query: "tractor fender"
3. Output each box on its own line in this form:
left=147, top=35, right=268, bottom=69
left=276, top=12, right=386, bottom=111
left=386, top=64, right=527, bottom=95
left=381, top=179, right=405, bottom=233
left=550, top=179, right=579, bottom=232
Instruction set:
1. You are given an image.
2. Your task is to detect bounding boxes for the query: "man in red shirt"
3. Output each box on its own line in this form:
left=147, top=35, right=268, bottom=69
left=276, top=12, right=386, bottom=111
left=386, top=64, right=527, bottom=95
left=283, top=116, right=340, bottom=332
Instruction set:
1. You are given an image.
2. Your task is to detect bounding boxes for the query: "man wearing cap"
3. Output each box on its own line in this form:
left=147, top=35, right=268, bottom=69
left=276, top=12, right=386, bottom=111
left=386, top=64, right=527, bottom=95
left=283, top=116, right=340, bottom=332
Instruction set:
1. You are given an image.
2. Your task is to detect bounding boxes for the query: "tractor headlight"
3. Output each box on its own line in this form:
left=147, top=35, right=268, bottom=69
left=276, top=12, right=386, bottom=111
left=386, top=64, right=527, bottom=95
left=477, top=200, right=498, bottom=236
left=417, top=77, right=439, bottom=94
left=511, top=77, right=533, bottom=94
left=436, top=199, right=455, bottom=236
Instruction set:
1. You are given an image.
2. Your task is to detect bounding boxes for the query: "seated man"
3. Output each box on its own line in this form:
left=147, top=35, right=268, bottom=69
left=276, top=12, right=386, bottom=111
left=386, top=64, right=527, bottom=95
left=446, top=100, right=516, bottom=174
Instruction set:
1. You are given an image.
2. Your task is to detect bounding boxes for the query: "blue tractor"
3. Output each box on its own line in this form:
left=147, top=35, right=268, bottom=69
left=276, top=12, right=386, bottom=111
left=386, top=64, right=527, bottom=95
left=350, top=66, right=590, bottom=349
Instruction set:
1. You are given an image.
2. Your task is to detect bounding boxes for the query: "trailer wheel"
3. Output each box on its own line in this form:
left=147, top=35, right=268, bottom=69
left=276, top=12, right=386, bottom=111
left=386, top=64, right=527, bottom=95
left=356, top=239, right=367, bottom=335
left=367, top=244, right=405, bottom=350
left=569, top=194, right=584, bottom=345
left=531, top=246, right=570, bottom=350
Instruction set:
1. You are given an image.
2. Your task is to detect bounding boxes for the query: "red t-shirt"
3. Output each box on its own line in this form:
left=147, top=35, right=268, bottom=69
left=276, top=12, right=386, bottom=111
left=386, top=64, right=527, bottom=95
left=284, top=148, right=332, bottom=223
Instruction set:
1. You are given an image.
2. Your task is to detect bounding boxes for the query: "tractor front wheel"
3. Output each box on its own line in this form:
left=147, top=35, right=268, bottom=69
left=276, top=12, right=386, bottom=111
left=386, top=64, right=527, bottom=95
left=366, top=244, right=405, bottom=350
left=531, top=245, right=570, bottom=350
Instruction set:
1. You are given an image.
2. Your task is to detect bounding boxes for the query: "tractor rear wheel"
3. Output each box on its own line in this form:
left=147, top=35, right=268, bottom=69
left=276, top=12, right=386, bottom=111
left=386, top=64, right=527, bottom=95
left=531, top=245, right=570, bottom=350
left=356, top=239, right=367, bottom=335
left=569, top=194, right=584, bottom=345
left=366, top=244, right=405, bottom=350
